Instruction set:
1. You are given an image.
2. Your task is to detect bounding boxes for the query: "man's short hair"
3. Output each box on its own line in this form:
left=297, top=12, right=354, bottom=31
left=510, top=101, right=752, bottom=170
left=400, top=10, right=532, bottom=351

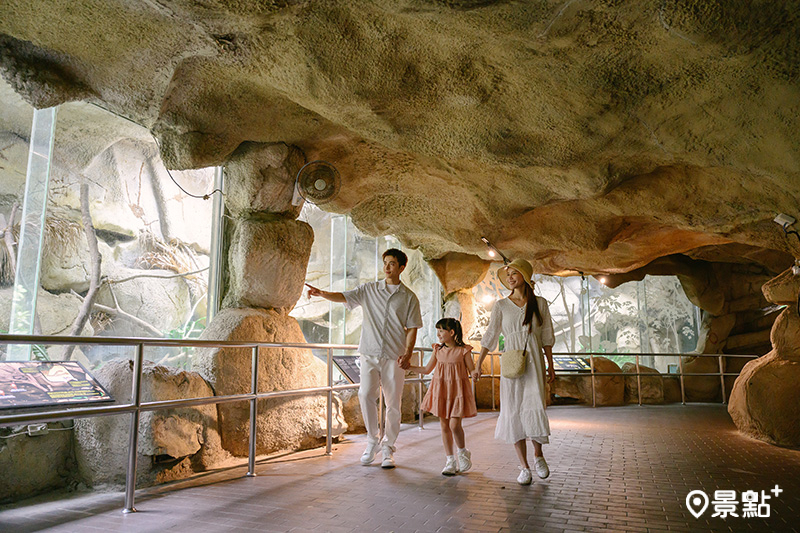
left=382, top=248, right=408, bottom=267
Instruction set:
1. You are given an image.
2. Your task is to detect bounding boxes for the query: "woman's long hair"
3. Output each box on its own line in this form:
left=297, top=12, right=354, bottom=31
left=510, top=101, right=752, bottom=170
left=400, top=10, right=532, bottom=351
left=518, top=282, right=542, bottom=333
left=435, top=317, right=465, bottom=346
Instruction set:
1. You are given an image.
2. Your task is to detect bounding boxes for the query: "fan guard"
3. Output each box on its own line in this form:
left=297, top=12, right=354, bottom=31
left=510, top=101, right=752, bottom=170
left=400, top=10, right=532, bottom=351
left=295, top=160, right=340, bottom=205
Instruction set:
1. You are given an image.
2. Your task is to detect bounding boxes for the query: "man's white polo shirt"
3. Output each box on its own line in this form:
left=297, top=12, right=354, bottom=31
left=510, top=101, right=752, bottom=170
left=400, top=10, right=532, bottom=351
left=343, top=279, right=423, bottom=359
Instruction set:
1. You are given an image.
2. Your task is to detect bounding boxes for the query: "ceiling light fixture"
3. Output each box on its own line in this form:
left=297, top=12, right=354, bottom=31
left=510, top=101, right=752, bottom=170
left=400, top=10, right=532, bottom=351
left=480, top=237, right=510, bottom=264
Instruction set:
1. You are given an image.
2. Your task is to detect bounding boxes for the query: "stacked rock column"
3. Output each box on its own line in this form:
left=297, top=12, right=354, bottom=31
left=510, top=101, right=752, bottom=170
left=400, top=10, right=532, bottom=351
left=195, top=142, right=345, bottom=456
left=728, top=268, right=800, bottom=446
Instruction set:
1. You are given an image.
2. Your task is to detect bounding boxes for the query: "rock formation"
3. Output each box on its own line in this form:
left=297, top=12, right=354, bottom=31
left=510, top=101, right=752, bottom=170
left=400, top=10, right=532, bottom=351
left=1, top=1, right=799, bottom=455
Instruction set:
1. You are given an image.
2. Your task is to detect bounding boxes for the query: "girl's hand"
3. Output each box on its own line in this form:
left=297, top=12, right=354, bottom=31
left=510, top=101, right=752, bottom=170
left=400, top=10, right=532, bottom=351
left=471, top=369, right=481, bottom=381
left=547, top=365, right=556, bottom=383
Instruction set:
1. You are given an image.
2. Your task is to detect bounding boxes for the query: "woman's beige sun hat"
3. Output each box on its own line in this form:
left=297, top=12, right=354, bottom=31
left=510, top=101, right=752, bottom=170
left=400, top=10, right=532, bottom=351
left=497, top=258, right=534, bottom=290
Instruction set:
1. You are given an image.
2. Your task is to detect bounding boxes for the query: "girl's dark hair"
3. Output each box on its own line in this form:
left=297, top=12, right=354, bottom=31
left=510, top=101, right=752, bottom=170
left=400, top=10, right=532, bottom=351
left=435, top=317, right=465, bottom=346
left=520, top=282, right=542, bottom=332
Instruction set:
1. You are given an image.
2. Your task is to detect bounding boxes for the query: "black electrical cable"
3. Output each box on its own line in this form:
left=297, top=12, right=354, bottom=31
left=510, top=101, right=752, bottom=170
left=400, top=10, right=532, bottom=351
left=150, top=135, right=223, bottom=200
left=781, top=224, right=800, bottom=317
left=87, top=102, right=223, bottom=200
left=782, top=224, right=800, bottom=245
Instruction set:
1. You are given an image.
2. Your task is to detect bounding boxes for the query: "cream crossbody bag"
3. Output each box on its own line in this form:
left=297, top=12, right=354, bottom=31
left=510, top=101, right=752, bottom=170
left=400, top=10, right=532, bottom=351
left=501, top=344, right=527, bottom=379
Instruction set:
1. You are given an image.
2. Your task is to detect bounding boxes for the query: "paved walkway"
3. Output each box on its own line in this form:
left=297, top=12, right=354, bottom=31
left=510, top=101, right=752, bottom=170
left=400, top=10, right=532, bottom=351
left=1, top=405, right=799, bottom=532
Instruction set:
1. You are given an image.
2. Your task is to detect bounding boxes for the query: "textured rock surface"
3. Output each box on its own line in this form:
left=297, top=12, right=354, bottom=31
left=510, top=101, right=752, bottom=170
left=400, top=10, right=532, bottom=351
left=0, top=422, right=74, bottom=502
left=622, top=362, right=664, bottom=404
left=728, top=350, right=800, bottom=446
left=224, top=142, right=306, bottom=219
left=224, top=217, right=314, bottom=312
left=194, top=307, right=346, bottom=457
left=73, top=359, right=225, bottom=487
left=2, top=1, right=799, bottom=275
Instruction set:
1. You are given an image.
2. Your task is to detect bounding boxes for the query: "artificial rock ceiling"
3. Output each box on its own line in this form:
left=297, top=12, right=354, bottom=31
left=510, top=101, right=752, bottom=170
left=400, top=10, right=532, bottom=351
left=2, top=0, right=799, bottom=277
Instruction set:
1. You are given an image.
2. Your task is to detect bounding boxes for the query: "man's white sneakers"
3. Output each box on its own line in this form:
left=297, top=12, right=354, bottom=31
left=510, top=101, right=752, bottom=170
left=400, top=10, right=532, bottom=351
left=380, top=446, right=396, bottom=469
left=534, top=456, right=550, bottom=479
left=360, top=442, right=378, bottom=465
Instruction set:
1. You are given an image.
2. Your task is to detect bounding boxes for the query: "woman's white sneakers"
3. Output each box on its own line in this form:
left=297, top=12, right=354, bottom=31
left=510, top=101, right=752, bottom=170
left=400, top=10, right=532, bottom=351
left=442, top=456, right=458, bottom=476
left=534, top=456, right=550, bottom=479
left=517, top=467, right=533, bottom=485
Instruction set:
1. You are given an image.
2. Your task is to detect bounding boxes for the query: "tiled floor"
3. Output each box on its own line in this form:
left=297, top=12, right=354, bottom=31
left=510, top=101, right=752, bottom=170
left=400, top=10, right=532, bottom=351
left=1, top=405, right=799, bottom=532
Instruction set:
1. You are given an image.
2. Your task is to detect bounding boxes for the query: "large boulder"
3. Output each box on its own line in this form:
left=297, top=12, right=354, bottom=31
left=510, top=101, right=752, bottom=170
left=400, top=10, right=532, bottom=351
left=682, top=355, right=721, bottom=402
left=0, top=422, right=74, bottom=503
left=622, top=362, right=664, bottom=404
left=591, top=357, right=625, bottom=406
left=194, top=307, right=346, bottom=457
left=94, top=265, right=192, bottom=337
left=224, top=217, right=314, bottom=312
left=73, top=359, right=225, bottom=487
left=728, top=350, right=800, bottom=446
left=0, top=287, right=93, bottom=337
left=224, top=142, right=305, bottom=219
left=429, top=252, right=491, bottom=294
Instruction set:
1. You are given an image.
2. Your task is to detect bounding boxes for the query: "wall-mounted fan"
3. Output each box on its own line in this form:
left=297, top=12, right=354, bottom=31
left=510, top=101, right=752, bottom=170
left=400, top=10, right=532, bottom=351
left=292, top=160, right=340, bottom=206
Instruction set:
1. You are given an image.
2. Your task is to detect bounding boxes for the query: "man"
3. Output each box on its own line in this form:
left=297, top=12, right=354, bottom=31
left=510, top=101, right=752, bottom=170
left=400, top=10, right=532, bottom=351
left=306, top=248, right=422, bottom=468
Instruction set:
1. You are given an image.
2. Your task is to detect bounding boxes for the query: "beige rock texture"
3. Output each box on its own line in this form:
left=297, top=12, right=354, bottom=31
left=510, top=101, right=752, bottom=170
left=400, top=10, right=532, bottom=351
left=0, top=422, right=74, bottom=502
left=74, top=359, right=226, bottom=487
left=551, top=357, right=625, bottom=406
left=194, top=307, right=346, bottom=457
left=591, top=357, right=625, bottom=406
left=762, top=267, right=800, bottom=307
left=224, top=217, right=314, bottom=312
left=2, top=0, right=800, bottom=450
left=728, top=349, right=800, bottom=447
left=224, top=142, right=306, bottom=219
left=2, top=2, right=799, bottom=274
left=429, top=253, right=491, bottom=294
left=621, top=362, right=664, bottom=404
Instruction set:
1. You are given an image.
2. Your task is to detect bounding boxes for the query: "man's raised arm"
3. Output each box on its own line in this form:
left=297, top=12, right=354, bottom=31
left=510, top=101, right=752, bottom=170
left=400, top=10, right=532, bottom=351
left=305, top=283, right=347, bottom=303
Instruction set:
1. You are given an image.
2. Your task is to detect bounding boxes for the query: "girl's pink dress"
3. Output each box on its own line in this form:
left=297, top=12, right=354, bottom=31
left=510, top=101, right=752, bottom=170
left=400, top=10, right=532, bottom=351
left=420, top=344, right=478, bottom=419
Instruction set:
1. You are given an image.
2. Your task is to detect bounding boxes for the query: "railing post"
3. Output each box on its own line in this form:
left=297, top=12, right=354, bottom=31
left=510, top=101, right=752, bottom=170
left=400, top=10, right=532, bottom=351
left=678, top=354, right=686, bottom=405
left=326, top=347, right=333, bottom=456
left=123, top=343, right=144, bottom=514
left=490, top=353, right=496, bottom=411
left=635, top=353, right=642, bottom=406
left=590, top=354, right=596, bottom=408
left=418, top=350, right=424, bottom=430
left=246, top=345, right=258, bottom=477
left=718, top=355, right=727, bottom=405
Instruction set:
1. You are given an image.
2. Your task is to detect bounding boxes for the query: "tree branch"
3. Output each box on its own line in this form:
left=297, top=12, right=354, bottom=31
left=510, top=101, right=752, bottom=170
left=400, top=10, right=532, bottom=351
left=107, top=266, right=208, bottom=285
left=63, top=183, right=102, bottom=360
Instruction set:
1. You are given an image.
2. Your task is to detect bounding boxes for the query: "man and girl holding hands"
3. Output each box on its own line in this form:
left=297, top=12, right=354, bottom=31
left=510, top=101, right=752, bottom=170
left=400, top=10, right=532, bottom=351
left=306, top=249, right=556, bottom=485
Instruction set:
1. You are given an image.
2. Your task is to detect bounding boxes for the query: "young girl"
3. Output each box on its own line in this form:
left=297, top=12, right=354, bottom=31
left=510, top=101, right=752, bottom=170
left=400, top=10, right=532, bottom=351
left=409, top=318, right=478, bottom=475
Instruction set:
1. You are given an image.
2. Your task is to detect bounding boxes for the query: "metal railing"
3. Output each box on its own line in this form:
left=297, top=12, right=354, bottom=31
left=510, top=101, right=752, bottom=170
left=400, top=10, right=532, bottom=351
left=0, top=334, right=758, bottom=513
left=473, top=351, right=757, bottom=409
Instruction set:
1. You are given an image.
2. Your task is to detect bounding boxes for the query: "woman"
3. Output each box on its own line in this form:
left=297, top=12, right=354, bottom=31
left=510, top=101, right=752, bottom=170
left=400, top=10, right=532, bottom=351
left=473, top=259, right=556, bottom=485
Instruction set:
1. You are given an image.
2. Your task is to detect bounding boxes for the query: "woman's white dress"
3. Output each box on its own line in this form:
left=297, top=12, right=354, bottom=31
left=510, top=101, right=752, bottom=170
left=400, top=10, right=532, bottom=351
left=481, top=296, right=555, bottom=444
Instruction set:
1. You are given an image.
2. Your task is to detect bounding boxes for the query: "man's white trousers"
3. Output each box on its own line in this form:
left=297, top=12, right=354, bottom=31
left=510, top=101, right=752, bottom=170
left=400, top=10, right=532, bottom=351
left=358, top=354, right=405, bottom=450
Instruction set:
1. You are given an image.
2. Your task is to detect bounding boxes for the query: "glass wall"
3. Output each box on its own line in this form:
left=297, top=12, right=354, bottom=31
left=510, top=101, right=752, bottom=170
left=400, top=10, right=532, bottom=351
left=0, top=81, right=220, bottom=370
left=291, top=203, right=442, bottom=369
left=473, top=264, right=700, bottom=372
